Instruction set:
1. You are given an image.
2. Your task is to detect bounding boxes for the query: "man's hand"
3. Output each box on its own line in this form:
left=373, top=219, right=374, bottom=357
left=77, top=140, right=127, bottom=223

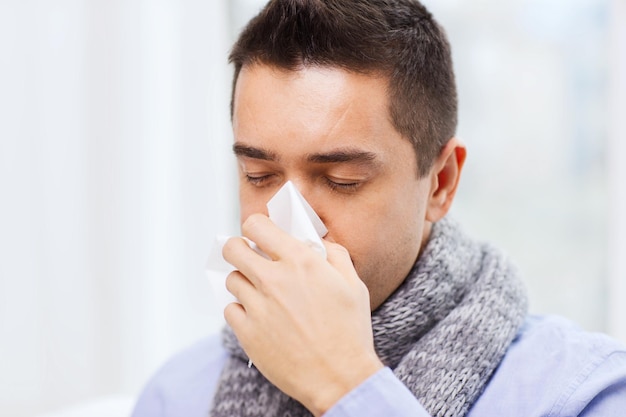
left=223, top=213, right=384, bottom=417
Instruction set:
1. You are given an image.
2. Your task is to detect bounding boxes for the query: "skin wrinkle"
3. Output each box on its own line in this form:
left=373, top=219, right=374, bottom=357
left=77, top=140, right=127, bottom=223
left=320, top=99, right=353, bottom=146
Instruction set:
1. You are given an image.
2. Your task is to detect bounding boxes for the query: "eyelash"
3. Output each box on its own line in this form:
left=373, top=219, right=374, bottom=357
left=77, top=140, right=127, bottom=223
left=245, top=174, right=360, bottom=193
left=245, top=174, right=272, bottom=186
left=324, top=177, right=360, bottom=193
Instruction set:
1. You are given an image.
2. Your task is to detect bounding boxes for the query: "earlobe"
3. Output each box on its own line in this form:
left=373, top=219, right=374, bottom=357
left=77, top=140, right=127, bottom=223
left=425, top=138, right=467, bottom=222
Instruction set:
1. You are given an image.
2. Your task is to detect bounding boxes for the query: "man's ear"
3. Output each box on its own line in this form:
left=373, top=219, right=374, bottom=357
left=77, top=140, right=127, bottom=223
left=425, top=137, right=467, bottom=222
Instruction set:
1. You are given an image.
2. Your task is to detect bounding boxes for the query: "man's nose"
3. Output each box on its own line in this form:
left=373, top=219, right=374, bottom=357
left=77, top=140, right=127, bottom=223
left=287, top=179, right=328, bottom=231
left=288, top=178, right=315, bottom=205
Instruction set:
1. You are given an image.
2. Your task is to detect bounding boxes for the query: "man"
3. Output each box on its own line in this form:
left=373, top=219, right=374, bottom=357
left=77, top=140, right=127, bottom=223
left=132, top=1, right=626, bottom=416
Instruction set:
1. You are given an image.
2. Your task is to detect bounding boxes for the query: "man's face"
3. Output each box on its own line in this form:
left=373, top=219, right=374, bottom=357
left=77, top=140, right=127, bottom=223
left=232, top=64, right=434, bottom=310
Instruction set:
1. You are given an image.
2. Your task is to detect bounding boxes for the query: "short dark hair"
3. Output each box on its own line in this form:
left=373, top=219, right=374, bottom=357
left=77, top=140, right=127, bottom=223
left=229, top=0, right=457, bottom=176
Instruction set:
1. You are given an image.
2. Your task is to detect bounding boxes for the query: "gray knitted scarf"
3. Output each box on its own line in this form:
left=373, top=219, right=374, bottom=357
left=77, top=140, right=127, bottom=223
left=210, top=217, right=528, bottom=417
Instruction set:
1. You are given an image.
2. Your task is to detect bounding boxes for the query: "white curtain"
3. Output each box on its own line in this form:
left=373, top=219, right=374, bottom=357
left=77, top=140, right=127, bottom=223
left=0, top=1, right=236, bottom=416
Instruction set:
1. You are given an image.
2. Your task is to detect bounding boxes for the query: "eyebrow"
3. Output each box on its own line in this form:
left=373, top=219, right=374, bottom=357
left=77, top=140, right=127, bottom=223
left=307, top=149, right=378, bottom=164
left=233, top=144, right=278, bottom=161
left=233, top=143, right=378, bottom=165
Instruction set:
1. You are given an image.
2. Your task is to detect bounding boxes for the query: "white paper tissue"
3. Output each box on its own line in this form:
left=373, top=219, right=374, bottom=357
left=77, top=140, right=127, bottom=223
left=205, top=181, right=328, bottom=311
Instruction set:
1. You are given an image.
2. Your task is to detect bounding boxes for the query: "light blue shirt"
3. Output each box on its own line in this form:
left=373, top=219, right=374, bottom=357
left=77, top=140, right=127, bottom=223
left=132, top=315, right=626, bottom=416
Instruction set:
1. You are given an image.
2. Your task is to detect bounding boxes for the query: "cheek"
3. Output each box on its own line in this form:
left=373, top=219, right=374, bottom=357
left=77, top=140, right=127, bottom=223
left=322, top=201, right=388, bottom=264
left=328, top=187, right=426, bottom=283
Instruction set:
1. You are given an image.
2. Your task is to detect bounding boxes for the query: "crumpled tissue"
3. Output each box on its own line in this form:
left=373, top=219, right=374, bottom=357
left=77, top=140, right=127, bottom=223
left=205, top=181, right=328, bottom=311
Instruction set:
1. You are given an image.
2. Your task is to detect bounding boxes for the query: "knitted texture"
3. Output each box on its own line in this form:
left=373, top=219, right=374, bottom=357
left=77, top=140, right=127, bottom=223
left=210, top=217, right=528, bottom=417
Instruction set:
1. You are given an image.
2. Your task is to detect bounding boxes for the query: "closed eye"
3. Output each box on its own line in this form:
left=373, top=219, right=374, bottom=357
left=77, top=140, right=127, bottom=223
left=325, top=177, right=361, bottom=193
left=245, top=173, right=274, bottom=186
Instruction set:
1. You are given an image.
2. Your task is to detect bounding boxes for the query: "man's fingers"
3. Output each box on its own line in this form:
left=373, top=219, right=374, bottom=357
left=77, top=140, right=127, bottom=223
left=222, top=236, right=267, bottom=287
left=224, top=302, right=247, bottom=332
left=225, top=270, right=256, bottom=308
left=241, top=213, right=306, bottom=260
left=323, top=239, right=358, bottom=280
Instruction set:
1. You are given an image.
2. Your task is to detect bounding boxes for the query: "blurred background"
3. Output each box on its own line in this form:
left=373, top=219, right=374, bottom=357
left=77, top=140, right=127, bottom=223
left=0, top=0, right=624, bottom=416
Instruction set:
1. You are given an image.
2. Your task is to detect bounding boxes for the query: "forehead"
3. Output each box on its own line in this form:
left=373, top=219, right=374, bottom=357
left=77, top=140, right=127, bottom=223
left=234, top=63, right=389, bottom=102
left=232, top=64, right=400, bottom=155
